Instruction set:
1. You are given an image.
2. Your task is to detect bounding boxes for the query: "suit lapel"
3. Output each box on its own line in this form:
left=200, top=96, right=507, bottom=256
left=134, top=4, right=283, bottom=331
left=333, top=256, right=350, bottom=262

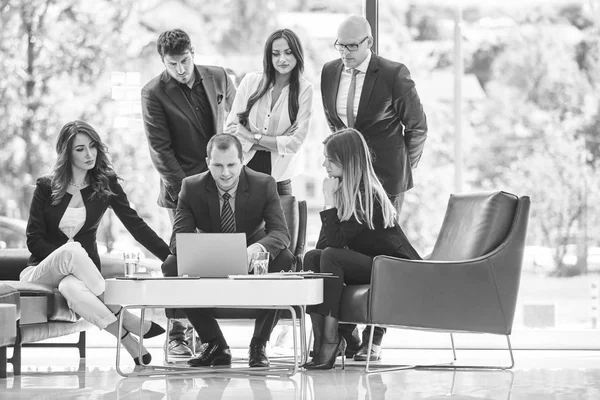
left=205, top=176, right=222, bottom=233
left=162, top=70, right=203, bottom=133
left=354, top=53, right=379, bottom=126
left=234, top=169, right=249, bottom=233
left=324, top=61, right=345, bottom=128
left=356, top=52, right=379, bottom=126
left=198, top=66, right=219, bottom=134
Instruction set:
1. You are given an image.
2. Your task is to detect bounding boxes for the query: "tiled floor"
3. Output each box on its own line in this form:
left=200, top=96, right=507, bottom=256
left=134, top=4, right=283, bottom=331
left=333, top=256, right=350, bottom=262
left=2, top=346, right=600, bottom=399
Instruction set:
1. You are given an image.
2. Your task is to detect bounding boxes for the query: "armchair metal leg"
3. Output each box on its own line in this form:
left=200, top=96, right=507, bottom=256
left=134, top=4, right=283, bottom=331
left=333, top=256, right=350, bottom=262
left=361, top=326, right=515, bottom=374
left=364, top=325, right=416, bottom=373
left=417, top=334, right=515, bottom=370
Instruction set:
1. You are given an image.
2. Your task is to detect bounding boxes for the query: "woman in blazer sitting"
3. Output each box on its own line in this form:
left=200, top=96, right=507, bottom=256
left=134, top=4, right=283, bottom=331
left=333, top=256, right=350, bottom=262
left=225, top=28, right=313, bottom=196
left=20, top=120, right=171, bottom=365
left=304, top=128, right=421, bottom=370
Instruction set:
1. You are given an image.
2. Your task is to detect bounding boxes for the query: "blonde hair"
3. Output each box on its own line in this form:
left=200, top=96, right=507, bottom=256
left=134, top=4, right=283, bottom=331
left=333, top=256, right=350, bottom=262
left=323, top=128, right=397, bottom=229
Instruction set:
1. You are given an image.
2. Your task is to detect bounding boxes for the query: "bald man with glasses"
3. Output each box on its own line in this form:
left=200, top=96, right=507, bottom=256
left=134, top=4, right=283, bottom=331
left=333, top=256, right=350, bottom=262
left=319, top=14, right=428, bottom=363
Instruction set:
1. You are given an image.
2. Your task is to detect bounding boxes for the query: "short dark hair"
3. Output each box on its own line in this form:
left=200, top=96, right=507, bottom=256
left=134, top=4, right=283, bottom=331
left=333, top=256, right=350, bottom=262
left=156, top=29, right=192, bottom=60
left=206, top=134, right=243, bottom=161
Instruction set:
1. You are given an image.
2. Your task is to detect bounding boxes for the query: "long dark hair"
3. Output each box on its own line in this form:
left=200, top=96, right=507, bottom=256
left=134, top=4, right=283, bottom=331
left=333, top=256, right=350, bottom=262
left=238, top=29, right=305, bottom=128
left=50, top=121, right=117, bottom=205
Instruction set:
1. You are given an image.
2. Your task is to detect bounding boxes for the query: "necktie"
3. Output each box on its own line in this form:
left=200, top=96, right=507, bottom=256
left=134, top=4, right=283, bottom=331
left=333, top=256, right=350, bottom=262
left=346, top=68, right=360, bottom=128
left=220, top=192, right=235, bottom=233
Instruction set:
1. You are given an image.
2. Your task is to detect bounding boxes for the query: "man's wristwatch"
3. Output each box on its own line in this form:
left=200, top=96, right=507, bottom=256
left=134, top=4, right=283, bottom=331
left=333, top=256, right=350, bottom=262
left=254, top=133, right=263, bottom=145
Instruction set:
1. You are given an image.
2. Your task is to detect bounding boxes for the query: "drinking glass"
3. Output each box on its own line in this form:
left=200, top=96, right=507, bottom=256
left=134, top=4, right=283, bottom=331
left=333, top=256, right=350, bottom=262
left=123, top=251, right=140, bottom=277
left=250, top=252, right=269, bottom=275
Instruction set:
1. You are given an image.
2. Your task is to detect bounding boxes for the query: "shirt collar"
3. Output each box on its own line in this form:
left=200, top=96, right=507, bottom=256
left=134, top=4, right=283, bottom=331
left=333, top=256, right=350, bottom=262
left=216, top=181, right=239, bottom=200
left=178, top=66, right=201, bottom=89
left=346, top=51, right=372, bottom=74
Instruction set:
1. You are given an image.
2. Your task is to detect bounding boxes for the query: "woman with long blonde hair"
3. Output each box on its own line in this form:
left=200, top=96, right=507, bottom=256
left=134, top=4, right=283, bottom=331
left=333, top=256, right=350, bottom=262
left=304, top=128, right=421, bottom=370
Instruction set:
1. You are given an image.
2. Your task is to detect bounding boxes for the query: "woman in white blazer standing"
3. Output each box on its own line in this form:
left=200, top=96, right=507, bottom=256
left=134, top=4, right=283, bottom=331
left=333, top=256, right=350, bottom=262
left=225, top=28, right=313, bottom=195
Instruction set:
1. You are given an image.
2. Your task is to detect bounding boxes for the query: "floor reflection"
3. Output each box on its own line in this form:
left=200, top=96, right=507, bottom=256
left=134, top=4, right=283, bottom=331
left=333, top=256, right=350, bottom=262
left=1, top=349, right=600, bottom=399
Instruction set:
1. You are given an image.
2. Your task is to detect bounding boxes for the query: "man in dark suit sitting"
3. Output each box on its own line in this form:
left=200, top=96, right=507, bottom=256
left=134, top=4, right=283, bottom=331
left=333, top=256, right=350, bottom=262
left=320, top=15, right=428, bottom=362
left=162, top=134, right=293, bottom=368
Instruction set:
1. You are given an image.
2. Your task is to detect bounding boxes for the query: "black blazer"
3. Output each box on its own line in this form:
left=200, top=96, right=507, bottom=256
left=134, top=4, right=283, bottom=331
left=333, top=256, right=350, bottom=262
left=26, top=176, right=171, bottom=270
left=321, top=53, right=428, bottom=196
left=170, top=167, right=290, bottom=257
left=316, top=203, right=421, bottom=260
left=141, top=65, right=236, bottom=208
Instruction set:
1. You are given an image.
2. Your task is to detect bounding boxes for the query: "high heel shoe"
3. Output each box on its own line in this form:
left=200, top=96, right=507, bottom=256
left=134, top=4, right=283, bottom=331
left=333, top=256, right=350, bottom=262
left=133, top=352, right=152, bottom=366
left=121, top=331, right=152, bottom=366
left=143, top=322, right=165, bottom=339
left=113, top=307, right=165, bottom=338
left=304, top=337, right=346, bottom=370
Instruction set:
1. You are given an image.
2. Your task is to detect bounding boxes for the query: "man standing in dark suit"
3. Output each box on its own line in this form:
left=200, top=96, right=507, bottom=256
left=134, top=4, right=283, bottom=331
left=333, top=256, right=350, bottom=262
left=320, top=15, right=428, bottom=362
left=141, top=29, right=236, bottom=357
left=162, top=134, right=293, bottom=368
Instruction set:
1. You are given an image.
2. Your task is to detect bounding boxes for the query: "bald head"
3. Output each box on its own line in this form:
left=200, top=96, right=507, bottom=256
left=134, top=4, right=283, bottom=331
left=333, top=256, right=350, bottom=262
left=336, top=15, right=373, bottom=69
left=338, top=15, right=372, bottom=38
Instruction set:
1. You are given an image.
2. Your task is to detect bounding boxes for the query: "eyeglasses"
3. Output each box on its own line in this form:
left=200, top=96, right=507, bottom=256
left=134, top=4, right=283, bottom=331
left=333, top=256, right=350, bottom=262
left=334, top=36, right=369, bottom=52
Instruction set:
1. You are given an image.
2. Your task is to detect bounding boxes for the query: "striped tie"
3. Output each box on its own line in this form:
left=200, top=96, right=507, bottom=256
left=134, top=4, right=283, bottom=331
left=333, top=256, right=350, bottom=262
left=346, top=68, right=360, bottom=128
left=220, top=192, right=235, bottom=233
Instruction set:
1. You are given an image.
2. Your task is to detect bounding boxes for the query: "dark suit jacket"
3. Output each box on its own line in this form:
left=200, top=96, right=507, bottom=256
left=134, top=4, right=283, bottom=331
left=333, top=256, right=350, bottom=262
left=26, top=176, right=171, bottom=270
left=321, top=53, right=428, bottom=196
left=316, top=203, right=421, bottom=260
left=141, top=65, right=236, bottom=208
left=168, top=167, right=290, bottom=262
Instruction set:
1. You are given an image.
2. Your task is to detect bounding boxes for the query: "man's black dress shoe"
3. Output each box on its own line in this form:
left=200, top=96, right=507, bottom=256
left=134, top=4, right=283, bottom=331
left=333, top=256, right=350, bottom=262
left=354, top=343, right=381, bottom=361
left=187, top=342, right=232, bottom=367
left=248, top=344, right=269, bottom=367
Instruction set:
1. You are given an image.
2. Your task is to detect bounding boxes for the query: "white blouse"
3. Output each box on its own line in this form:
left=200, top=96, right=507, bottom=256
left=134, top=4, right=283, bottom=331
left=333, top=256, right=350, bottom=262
left=59, top=207, right=86, bottom=241
left=226, top=71, right=314, bottom=182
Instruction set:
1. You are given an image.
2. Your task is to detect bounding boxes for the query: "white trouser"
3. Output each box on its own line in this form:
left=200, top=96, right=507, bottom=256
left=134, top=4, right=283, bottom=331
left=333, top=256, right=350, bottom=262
left=20, top=242, right=116, bottom=329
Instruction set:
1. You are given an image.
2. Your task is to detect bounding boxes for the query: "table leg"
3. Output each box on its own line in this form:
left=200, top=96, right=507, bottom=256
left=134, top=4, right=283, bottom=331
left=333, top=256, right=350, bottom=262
left=139, top=308, right=146, bottom=365
left=115, top=305, right=304, bottom=378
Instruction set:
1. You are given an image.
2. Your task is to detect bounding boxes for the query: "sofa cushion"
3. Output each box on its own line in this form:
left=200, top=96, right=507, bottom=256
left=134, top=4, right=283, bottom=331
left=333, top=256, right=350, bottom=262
left=0, top=282, right=21, bottom=319
left=339, top=285, right=370, bottom=324
left=3, top=281, right=56, bottom=296
left=2, top=281, right=78, bottom=323
left=430, top=191, right=518, bottom=261
left=21, top=297, right=49, bottom=324
left=49, top=291, right=79, bottom=322
left=0, top=304, right=17, bottom=347
left=19, top=320, right=93, bottom=344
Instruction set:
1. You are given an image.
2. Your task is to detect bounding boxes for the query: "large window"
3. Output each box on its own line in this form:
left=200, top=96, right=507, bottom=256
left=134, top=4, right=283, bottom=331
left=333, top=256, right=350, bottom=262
left=2, top=0, right=599, bottom=348
left=378, top=0, right=600, bottom=348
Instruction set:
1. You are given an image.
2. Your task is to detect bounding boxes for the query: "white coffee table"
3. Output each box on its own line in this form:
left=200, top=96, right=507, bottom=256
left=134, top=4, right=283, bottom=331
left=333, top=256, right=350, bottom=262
left=104, top=277, right=323, bottom=377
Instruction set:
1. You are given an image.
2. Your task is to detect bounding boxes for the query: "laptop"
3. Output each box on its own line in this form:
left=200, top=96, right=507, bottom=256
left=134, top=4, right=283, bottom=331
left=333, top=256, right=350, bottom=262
left=176, top=233, right=248, bottom=278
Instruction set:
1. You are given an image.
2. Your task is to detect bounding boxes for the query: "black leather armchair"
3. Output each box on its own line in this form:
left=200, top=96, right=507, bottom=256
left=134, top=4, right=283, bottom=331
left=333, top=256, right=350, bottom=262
left=339, top=191, right=530, bottom=372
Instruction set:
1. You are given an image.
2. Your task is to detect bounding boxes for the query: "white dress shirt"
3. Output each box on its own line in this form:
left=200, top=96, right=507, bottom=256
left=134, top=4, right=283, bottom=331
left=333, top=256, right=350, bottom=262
left=226, top=71, right=314, bottom=182
left=336, top=51, right=372, bottom=127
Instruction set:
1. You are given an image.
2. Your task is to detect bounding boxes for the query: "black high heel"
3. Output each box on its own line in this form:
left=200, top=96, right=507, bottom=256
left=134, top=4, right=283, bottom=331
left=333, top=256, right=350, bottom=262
left=133, top=352, right=152, bottom=366
left=121, top=331, right=152, bottom=366
left=143, top=322, right=165, bottom=339
left=114, top=307, right=165, bottom=338
left=305, top=337, right=346, bottom=370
